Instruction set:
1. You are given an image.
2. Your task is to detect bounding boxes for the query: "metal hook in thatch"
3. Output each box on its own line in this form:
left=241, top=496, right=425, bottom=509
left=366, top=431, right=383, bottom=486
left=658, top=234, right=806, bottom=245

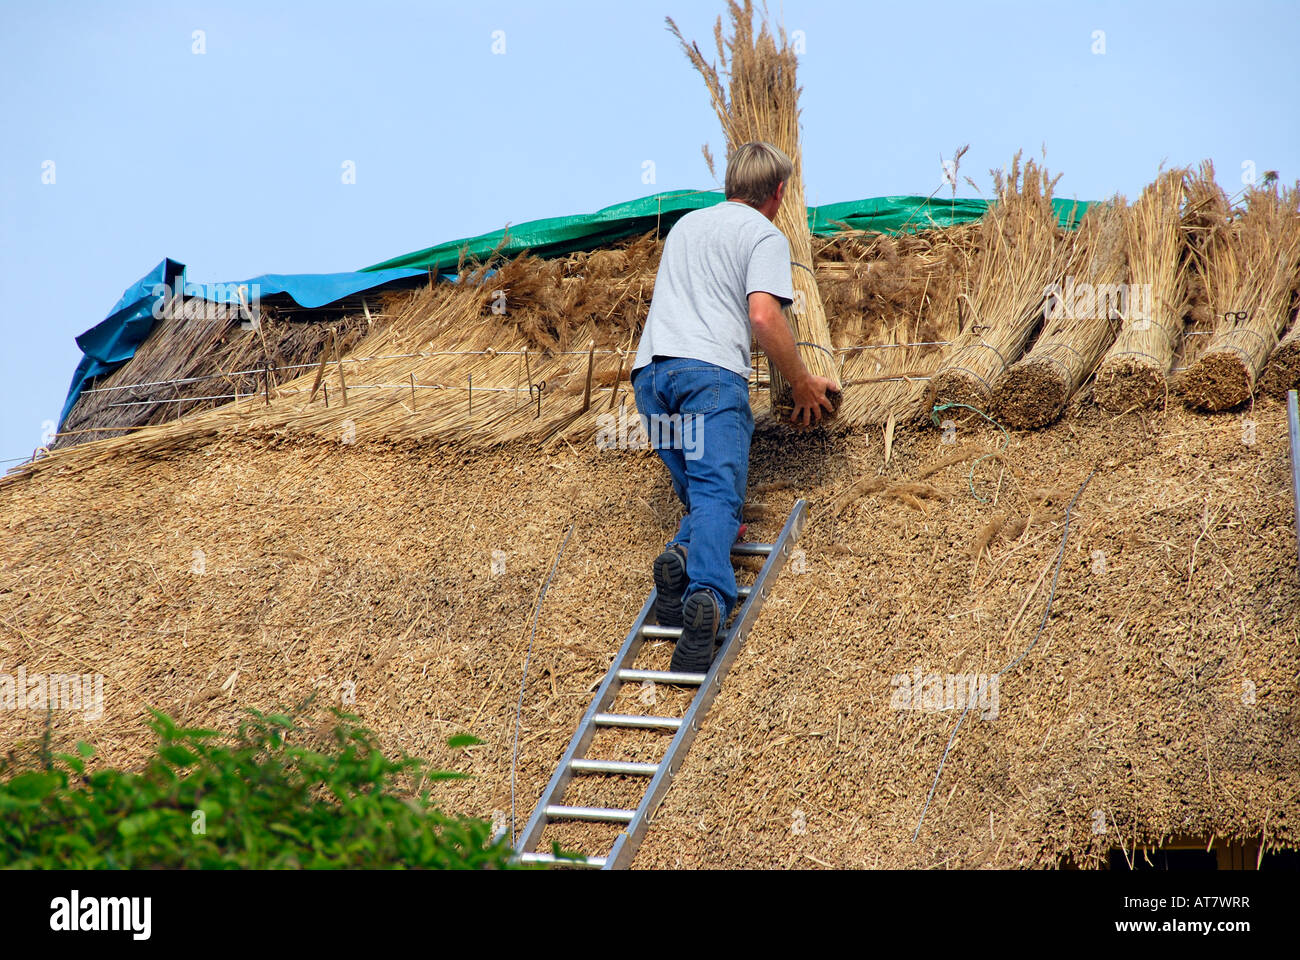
left=335, top=332, right=349, bottom=407
left=581, top=339, right=595, bottom=412
left=609, top=349, right=627, bottom=410
left=530, top=381, right=546, bottom=419
left=309, top=333, right=332, bottom=405
left=468, top=373, right=473, bottom=414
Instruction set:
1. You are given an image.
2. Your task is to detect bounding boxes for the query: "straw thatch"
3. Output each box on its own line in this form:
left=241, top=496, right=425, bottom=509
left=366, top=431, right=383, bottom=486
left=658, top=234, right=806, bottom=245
left=3, top=397, right=1297, bottom=869
left=1180, top=170, right=1300, bottom=411
left=29, top=163, right=1297, bottom=476
left=8, top=158, right=1300, bottom=867
left=1093, top=170, right=1192, bottom=412
left=825, top=225, right=979, bottom=425
left=57, top=296, right=377, bottom=449
left=926, top=154, right=1072, bottom=416
left=991, top=198, right=1127, bottom=428
left=23, top=225, right=990, bottom=481
left=669, top=0, right=842, bottom=420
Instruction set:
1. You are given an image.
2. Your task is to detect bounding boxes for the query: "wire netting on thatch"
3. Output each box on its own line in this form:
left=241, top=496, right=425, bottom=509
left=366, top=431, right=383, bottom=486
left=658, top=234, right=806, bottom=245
left=21, top=227, right=987, bottom=480
left=825, top=225, right=979, bottom=424
left=56, top=297, right=377, bottom=450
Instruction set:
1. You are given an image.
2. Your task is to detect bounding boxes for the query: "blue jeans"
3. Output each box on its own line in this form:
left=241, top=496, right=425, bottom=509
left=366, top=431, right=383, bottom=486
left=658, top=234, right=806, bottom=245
left=632, top=358, right=753, bottom=618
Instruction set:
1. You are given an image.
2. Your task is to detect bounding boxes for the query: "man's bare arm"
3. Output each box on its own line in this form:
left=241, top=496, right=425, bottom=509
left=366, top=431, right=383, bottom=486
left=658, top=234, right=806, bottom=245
left=749, top=291, right=836, bottom=427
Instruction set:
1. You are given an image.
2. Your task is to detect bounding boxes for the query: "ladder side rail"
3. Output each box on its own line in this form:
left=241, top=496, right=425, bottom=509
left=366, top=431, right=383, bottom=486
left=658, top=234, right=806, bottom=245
left=605, top=499, right=809, bottom=869
left=1289, top=390, right=1300, bottom=578
left=514, top=591, right=657, bottom=856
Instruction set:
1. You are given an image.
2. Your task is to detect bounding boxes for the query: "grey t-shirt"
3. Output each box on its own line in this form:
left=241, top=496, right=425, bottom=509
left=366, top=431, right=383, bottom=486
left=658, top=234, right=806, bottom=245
left=632, top=200, right=794, bottom=379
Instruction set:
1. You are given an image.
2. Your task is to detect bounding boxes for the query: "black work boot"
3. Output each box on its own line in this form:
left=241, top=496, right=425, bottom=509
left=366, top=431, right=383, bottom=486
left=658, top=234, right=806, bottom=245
left=652, top=544, right=688, bottom=627
left=670, top=590, right=720, bottom=674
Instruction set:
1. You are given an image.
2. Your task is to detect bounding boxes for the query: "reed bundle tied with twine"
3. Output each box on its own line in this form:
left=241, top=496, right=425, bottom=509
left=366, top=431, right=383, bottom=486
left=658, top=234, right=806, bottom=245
left=669, top=0, right=841, bottom=421
left=991, top=196, right=1128, bottom=428
left=1092, top=169, right=1192, bottom=412
left=926, top=153, right=1072, bottom=417
left=1181, top=168, right=1300, bottom=410
left=1259, top=306, right=1300, bottom=396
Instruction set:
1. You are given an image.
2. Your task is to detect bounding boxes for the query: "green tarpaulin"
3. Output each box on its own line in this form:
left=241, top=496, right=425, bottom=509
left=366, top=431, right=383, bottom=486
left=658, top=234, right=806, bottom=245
left=363, top=190, right=1093, bottom=275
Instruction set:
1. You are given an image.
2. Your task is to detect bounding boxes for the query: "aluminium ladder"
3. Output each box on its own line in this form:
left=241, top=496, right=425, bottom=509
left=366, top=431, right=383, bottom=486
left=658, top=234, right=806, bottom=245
left=1289, top=390, right=1300, bottom=576
left=513, top=498, right=809, bottom=869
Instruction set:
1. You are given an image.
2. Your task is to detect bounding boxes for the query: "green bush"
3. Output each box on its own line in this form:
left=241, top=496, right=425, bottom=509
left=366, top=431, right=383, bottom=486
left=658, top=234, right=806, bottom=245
left=0, top=706, right=518, bottom=869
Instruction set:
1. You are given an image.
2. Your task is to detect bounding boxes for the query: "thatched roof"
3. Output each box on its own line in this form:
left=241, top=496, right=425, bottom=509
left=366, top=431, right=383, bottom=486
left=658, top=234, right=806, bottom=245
left=43, top=181, right=1300, bottom=462
left=2, top=386, right=1297, bottom=867
left=6, top=172, right=1300, bottom=867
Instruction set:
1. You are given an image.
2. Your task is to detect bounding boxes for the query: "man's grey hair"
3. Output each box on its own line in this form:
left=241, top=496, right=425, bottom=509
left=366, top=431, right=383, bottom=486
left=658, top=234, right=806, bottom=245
left=725, top=141, right=793, bottom=207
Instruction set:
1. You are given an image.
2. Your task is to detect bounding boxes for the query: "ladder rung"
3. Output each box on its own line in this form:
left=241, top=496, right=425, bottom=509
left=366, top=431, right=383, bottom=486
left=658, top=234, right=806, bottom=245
left=570, top=758, right=660, bottom=776
left=545, top=804, right=636, bottom=823
left=517, top=851, right=608, bottom=868
left=617, top=668, right=707, bottom=686
left=592, top=712, right=683, bottom=731
left=514, top=500, right=808, bottom=870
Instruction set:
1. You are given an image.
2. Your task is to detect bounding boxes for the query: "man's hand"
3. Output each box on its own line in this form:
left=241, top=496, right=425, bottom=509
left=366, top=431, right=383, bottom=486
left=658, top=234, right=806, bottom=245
left=750, top=291, right=839, bottom=428
left=790, top=374, right=837, bottom=429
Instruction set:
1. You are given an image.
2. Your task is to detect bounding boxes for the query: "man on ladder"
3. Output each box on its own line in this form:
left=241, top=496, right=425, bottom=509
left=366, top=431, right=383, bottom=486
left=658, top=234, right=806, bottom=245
left=630, top=141, right=836, bottom=674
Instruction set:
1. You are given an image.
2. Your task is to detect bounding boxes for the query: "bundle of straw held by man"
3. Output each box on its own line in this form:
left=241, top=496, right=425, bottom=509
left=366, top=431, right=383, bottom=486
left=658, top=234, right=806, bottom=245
left=670, top=0, right=841, bottom=421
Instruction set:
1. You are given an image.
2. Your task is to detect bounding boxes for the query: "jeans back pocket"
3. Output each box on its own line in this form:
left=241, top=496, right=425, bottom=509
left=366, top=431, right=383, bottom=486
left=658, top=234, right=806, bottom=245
left=668, top=366, right=720, bottom=415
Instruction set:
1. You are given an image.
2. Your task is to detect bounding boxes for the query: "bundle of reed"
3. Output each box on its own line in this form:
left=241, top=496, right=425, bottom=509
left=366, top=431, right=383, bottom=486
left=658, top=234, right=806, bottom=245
left=1180, top=175, right=1300, bottom=411
left=990, top=197, right=1128, bottom=428
left=1259, top=307, right=1300, bottom=396
left=1092, top=170, right=1192, bottom=412
left=668, top=0, right=841, bottom=421
left=925, top=153, right=1071, bottom=416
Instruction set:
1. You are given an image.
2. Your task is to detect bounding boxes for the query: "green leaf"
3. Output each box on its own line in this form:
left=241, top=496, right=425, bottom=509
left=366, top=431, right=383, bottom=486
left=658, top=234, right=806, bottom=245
left=0, top=705, right=517, bottom=870
left=172, top=727, right=222, bottom=739
left=159, top=746, right=199, bottom=767
left=117, top=810, right=161, bottom=838
left=446, top=734, right=483, bottom=749
left=5, top=771, right=62, bottom=800
left=425, top=770, right=470, bottom=782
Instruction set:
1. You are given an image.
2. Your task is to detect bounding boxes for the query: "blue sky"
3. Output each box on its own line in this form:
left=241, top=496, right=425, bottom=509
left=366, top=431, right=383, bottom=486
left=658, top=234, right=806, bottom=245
left=2, top=0, right=1297, bottom=464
